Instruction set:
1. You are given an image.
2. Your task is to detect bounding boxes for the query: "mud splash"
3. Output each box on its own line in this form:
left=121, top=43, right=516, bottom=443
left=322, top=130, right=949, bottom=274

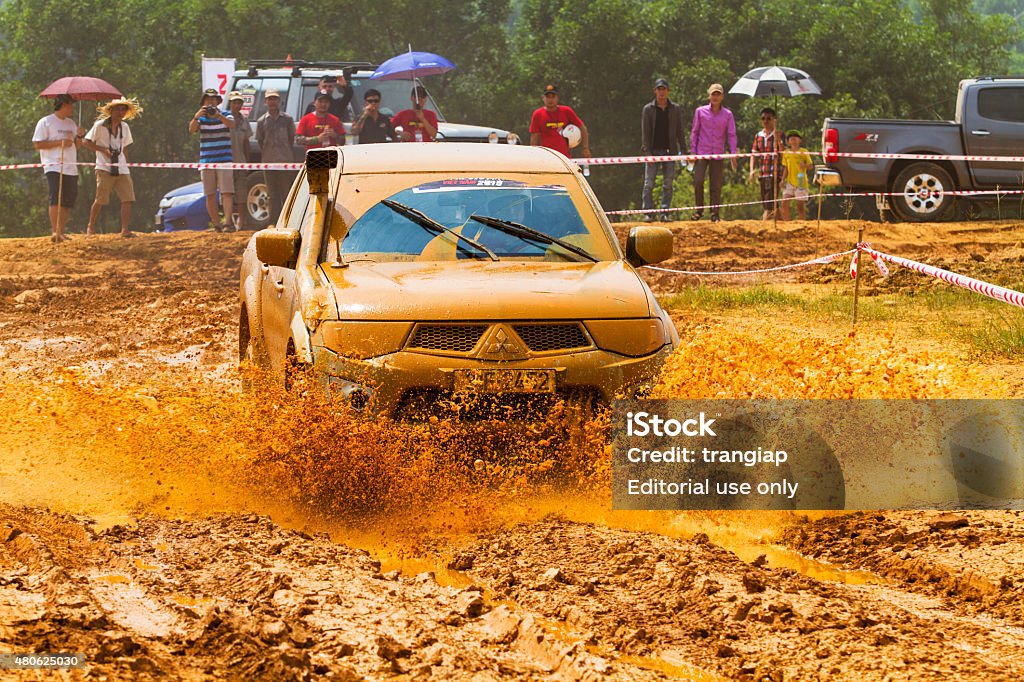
left=1, top=321, right=1005, bottom=553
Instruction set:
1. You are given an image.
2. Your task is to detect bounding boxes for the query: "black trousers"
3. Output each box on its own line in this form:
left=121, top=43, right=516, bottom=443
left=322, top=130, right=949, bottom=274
left=692, top=159, right=724, bottom=218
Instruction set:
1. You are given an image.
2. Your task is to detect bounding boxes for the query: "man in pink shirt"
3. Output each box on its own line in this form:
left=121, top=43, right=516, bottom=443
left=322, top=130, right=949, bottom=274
left=689, top=83, right=737, bottom=222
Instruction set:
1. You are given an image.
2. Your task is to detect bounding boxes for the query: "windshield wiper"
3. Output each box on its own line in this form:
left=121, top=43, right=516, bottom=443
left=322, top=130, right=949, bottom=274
left=382, top=199, right=498, bottom=261
left=469, top=214, right=598, bottom=262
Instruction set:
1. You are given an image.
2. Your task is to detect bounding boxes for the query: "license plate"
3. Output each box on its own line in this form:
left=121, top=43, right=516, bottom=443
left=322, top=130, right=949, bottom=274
left=453, top=369, right=555, bottom=394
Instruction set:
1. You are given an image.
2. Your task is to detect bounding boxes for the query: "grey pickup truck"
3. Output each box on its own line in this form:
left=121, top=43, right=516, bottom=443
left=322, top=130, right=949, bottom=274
left=819, top=77, right=1024, bottom=221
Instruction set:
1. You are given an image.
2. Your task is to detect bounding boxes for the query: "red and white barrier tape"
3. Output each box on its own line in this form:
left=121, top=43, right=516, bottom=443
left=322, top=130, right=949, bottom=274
left=8, top=149, right=1024, bottom=172
left=0, top=161, right=303, bottom=171
left=608, top=185, right=1024, bottom=218
left=833, top=151, right=1024, bottom=164
left=579, top=149, right=1024, bottom=167
left=848, top=244, right=890, bottom=280
left=852, top=243, right=1024, bottom=309
left=643, top=249, right=855, bottom=276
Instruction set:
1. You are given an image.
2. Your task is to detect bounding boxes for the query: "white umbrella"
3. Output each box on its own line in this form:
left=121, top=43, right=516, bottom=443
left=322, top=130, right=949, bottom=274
left=729, top=66, right=821, bottom=98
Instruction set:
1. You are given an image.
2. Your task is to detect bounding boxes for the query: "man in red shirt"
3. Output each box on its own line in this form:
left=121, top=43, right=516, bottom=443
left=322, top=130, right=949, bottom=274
left=296, top=91, right=346, bottom=148
left=529, top=84, right=591, bottom=158
left=392, top=86, right=439, bottom=142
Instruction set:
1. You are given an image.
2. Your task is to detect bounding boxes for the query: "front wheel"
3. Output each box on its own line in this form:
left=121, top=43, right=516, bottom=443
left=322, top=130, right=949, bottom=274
left=890, top=162, right=956, bottom=222
left=242, top=173, right=272, bottom=230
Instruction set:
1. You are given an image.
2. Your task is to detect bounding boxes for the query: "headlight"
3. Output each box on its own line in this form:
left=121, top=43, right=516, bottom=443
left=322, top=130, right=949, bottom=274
left=168, top=193, right=204, bottom=209
left=321, top=321, right=414, bottom=359
left=585, top=319, right=668, bottom=357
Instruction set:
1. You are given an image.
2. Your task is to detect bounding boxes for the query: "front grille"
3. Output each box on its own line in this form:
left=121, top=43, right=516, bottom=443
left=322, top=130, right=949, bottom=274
left=408, top=324, right=487, bottom=352
left=512, top=324, right=589, bottom=352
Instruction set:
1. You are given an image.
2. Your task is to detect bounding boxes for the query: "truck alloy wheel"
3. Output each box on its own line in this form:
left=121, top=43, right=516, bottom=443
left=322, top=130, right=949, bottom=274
left=244, top=174, right=272, bottom=229
left=890, top=162, right=955, bottom=222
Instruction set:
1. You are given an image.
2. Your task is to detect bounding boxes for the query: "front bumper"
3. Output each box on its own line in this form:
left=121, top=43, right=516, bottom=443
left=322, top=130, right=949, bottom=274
left=311, top=345, right=674, bottom=416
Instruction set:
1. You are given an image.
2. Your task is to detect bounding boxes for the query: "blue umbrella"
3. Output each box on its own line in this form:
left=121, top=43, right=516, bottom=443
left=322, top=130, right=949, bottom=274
left=370, top=51, right=456, bottom=81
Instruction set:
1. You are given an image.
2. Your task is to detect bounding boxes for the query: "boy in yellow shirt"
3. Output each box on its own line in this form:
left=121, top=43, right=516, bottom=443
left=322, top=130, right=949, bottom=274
left=780, top=130, right=814, bottom=220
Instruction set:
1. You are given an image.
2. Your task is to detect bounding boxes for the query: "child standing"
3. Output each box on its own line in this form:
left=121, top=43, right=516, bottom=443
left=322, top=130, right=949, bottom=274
left=748, top=107, right=782, bottom=221
left=780, top=130, right=814, bottom=220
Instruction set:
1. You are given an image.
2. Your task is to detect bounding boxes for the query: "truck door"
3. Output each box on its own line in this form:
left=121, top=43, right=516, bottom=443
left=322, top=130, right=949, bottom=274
left=963, top=84, right=1024, bottom=187
left=261, top=174, right=310, bottom=375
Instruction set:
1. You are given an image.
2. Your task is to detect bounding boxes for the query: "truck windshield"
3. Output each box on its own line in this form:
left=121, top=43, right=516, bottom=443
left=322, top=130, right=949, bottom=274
left=340, top=179, right=600, bottom=262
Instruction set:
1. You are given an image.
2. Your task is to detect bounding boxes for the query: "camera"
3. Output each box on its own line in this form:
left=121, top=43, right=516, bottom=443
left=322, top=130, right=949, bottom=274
left=204, top=105, right=219, bottom=117
left=109, top=149, right=121, bottom=176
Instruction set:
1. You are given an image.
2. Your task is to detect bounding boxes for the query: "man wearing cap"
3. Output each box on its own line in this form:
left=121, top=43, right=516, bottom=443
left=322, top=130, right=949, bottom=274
left=640, top=78, right=685, bottom=221
left=689, top=83, right=737, bottom=222
left=529, top=84, right=591, bottom=158
left=189, top=88, right=236, bottom=232
left=303, top=74, right=354, bottom=121
left=256, top=90, right=296, bottom=221
left=296, top=91, right=346, bottom=148
left=392, top=86, right=439, bottom=142
left=227, top=92, right=253, bottom=222
left=32, top=93, right=85, bottom=243
left=83, top=97, right=142, bottom=237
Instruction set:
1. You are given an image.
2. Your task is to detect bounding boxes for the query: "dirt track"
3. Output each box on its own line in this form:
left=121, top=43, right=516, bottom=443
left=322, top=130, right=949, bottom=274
left=1, top=221, right=1023, bottom=680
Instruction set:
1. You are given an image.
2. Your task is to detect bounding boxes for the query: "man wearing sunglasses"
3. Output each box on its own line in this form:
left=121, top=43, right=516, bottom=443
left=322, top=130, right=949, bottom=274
left=351, top=89, right=395, bottom=144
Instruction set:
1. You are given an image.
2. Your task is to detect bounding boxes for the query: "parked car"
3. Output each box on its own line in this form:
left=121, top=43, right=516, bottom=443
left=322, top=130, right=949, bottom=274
left=239, top=143, right=678, bottom=417
left=819, top=76, right=1024, bottom=221
left=156, top=60, right=516, bottom=232
left=153, top=181, right=208, bottom=231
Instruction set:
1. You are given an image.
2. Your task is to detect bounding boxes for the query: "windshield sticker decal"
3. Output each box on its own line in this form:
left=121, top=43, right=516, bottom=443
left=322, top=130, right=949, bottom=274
left=411, top=179, right=565, bottom=193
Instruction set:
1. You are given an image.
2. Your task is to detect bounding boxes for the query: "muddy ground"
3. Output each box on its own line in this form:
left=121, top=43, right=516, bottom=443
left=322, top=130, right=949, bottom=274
left=1, top=220, right=1023, bottom=680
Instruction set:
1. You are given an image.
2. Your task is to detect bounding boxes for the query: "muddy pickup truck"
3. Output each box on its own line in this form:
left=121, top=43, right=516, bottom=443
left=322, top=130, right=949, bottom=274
left=819, top=77, right=1024, bottom=221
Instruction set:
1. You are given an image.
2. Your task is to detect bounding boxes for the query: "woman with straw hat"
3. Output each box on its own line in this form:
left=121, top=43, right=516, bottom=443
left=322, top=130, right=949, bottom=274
left=83, top=97, right=142, bottom=237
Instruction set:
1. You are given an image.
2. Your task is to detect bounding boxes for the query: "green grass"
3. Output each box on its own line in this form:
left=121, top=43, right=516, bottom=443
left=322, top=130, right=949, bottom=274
left=660, top=285, right=801, bottom=310
left=957, top=313, right=1024, bottom=358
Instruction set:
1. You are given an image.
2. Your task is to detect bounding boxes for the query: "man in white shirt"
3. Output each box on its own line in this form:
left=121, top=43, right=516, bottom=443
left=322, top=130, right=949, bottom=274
left=83, top=98, right=141, bottom=237
left=32, top=94, right=84, bottom=243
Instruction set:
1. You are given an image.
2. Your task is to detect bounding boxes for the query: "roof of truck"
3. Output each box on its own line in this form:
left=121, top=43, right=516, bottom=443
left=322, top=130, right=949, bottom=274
left=335, top=142, right=577, bottom=175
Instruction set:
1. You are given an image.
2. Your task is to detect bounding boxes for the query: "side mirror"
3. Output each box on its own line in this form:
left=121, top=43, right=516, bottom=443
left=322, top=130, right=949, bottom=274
left=256, top=228, right=301, bottom=268
left=625, top=226, right=673, bottom=267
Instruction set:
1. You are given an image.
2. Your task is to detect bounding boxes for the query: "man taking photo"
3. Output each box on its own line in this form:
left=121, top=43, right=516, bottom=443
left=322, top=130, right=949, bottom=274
left=83, top=97, right=142, bottom=237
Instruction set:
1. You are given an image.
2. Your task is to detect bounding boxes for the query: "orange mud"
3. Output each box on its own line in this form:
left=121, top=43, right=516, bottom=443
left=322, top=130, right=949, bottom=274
left=0, top=225, right=1022, bottom=679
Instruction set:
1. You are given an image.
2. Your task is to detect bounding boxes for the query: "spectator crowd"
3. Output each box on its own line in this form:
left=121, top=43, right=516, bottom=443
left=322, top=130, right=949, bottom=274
left=32, top=75, right=815, bottom=238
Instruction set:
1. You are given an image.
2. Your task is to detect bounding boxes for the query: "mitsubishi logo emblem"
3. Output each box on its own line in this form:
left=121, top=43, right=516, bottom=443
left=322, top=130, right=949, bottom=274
left=481, top=326, right=525, bottom=359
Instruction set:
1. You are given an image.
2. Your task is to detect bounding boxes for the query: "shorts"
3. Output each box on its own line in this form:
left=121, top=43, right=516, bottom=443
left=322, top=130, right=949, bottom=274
left=782, top=182, right=809, bottom=201
left=758, top=176, right=780, bottom=206
left=201, top=168, right=234, bottom=195
left=45, top=172, right=77, bottom=208
left=95, top=170, right=136, bottom=205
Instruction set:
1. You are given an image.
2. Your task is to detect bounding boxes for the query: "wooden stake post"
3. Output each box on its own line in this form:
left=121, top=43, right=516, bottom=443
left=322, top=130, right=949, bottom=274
left=852, top=224, right=864, bottom=326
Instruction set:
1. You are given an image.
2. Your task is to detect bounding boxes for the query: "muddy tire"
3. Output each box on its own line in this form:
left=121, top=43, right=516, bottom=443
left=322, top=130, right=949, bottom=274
left=239, top=309, right=269, bottom=392
left=283, top=349, right=314, bottom=393
left=890, top=162, right=956, bottom=222
left=242, top=173, right=272, bottom=230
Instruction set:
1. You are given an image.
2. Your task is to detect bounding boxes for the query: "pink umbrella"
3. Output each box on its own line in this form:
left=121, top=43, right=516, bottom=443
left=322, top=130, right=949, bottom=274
left=39, top=76, right=122, bottom=101
left=38, top=77, right=123, bottom=225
